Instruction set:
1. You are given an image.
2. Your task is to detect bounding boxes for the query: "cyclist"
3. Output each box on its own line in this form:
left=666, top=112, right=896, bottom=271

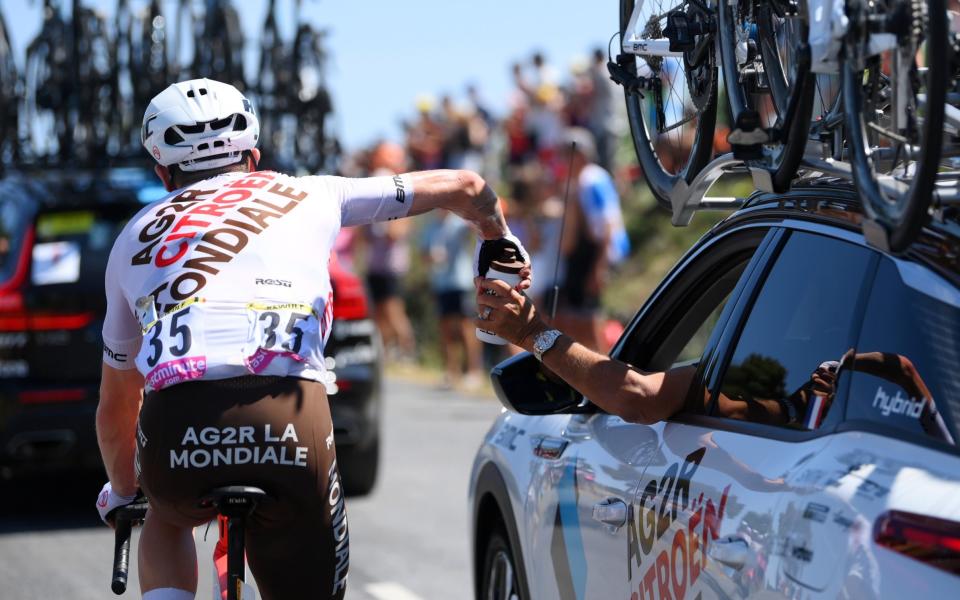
left=94, top=78, right=530, bottom=600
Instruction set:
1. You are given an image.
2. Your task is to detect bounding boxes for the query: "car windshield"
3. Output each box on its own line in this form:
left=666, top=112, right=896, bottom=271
left=27, top=205, right=134, bottom=312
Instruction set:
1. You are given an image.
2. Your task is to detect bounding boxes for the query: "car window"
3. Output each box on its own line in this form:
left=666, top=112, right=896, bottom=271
left=637, top=240, right=758, bottom=373
left=674, top=290, right=732, bottom=365
left=713, top=232, right=874, bottom=430
left=844, top=259, right=960, bottom=446
left=0, top=191, right=33, bottom=285
left=27, top=206, right=134, bottom=311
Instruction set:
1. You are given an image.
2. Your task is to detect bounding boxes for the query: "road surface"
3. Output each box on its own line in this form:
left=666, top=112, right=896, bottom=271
left=0, top=377, right=502, bottom=599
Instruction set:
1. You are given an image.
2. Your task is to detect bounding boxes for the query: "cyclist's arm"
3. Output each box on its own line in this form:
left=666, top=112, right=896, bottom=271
left=97, top=364, right=144, bottom=497
left=329, top=170, right=510, bottom=240
left=98, top=239, right=145, bottom=496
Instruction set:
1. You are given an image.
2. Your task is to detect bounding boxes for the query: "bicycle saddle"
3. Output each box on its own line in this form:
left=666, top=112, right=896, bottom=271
left=198, top=486, right=268, bottom=511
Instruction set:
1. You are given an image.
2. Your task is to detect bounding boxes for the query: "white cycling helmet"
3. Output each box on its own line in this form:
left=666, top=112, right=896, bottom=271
left=141, top=78, right=259, bottom=172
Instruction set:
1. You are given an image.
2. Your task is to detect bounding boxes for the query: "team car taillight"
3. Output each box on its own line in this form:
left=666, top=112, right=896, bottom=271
left=874, top=510, right=960, bottom=576
left=0, top=311, right=95, bottom=331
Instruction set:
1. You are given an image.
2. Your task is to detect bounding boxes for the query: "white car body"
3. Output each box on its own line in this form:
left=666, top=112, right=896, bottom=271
left=469, top=188, right=960, bottom=600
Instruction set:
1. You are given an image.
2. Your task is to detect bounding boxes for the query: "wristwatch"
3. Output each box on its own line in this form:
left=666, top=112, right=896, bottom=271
left=532, top=329, right=562, bottom=361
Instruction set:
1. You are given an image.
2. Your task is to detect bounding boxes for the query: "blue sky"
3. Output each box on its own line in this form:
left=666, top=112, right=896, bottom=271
left=2, top=1, right=618, bottom=150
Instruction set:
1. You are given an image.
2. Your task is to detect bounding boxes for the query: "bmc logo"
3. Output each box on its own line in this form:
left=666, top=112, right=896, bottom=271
left=393, top=175, right=406, bottom=204
left=104, top=345, right=128, bottom=363
left=255, top=278, right=292, bottom=288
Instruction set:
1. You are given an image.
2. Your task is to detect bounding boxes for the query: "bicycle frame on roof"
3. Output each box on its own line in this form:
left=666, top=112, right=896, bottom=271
left=621, top=0, right=685, bottom=58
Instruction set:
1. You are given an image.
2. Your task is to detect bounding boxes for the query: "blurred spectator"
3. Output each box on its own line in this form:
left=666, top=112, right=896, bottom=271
left=366, top=142, right=417, bottom=360
left=554, top=128, right=630, bottom=352
left=340, top=45, right=640, bottom=370
left=505, top=163, right=563, bottom=309
left=407, top=95, right=445, bottom=169
left=422, top=211, right=483, bottom=388
left=588, top=48, right=620, bottom=171
left=467, top=84, right=493, bottom=127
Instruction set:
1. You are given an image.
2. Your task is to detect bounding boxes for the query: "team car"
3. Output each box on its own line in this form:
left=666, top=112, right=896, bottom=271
left=469, top=183, right=960, bottom=599
left=0, top=169, right=382, bottom=494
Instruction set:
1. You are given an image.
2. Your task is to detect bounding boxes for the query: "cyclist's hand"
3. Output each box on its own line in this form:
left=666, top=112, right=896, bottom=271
left=474, top=234, right=533, bottom=291
left=96, top=481, right=140, bottom=526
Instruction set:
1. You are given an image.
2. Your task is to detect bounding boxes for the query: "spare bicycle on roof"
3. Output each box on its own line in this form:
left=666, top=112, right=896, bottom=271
left=3, top=0, right=339, bottom=174
left=611, top=0, right=958, bottom=253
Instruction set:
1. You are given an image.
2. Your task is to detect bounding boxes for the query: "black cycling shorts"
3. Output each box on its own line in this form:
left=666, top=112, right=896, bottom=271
left=366, top=272, right=401, bottom=302
left=136, top=376, right=348, bottom=600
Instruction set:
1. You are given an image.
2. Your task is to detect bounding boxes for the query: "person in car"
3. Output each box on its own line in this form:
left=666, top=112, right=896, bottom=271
left=476, top=279, right=950, bottom=439
left=95, top=78, right=531, bottom=600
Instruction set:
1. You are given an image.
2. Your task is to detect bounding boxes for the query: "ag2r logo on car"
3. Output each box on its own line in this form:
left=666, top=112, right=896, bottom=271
left=627, top=447, right=731, bottom=600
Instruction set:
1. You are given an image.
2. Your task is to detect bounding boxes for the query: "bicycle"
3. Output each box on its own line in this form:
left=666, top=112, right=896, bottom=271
left=112, top=486, right=267, bottom=600
left=255, top=0, right=337, bottom=174
left=611, top=0, right=720, bottom=220
left=715, top=0, right=815, bottom=193
left=0, top=0, right=20, bottom=169
left=611, top=0, right=957, bottom=252
left=841, top=0, right=949, bottom=252
left=192, top=0, right=245, bottom=90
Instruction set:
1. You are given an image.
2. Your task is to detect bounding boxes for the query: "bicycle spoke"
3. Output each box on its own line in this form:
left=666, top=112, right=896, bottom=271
left=660, top=112, right=696, bottom=135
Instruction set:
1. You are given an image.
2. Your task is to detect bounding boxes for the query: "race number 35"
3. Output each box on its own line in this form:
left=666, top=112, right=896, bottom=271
left=257, top=310, right=311, bottom=354
left=145, top=306, right=193, bottom=367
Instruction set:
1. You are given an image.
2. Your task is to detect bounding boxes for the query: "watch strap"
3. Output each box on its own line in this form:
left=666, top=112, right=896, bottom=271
left=533, top=329, right=562, bottom=361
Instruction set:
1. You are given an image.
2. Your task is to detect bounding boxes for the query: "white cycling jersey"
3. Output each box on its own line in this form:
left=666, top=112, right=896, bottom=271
left=102, top=170, right=413, bottom=391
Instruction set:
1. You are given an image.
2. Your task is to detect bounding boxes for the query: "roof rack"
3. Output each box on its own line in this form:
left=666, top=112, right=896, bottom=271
left=667, top=152, right=749, bottom=226
left=671, top=149, right=960, bottom=230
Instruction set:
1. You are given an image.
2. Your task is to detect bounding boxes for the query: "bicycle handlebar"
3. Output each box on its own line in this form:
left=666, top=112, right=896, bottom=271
left=110, top=502, right=149, bottom=595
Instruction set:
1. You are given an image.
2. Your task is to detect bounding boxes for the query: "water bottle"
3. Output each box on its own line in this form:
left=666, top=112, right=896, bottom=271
left=476, top=256, right=525, bottom=345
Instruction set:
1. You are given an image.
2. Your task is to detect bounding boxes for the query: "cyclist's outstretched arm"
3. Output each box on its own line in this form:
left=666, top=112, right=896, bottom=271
left=328, top=169, right=509, bottom=240
left=401, top=170, right=508, bottom=240
left=97, top=364, right=144, bottom=496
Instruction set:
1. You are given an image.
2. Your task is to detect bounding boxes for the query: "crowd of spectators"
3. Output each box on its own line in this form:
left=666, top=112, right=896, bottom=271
left=338, top=48, right=632, bottom=387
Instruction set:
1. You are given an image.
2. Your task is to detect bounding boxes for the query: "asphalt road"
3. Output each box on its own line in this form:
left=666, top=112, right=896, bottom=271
left=0, top=377, right=502, bottom=599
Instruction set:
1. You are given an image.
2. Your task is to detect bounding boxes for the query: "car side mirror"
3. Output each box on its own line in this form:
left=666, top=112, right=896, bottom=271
left=490, top=352, right=589, bottom=415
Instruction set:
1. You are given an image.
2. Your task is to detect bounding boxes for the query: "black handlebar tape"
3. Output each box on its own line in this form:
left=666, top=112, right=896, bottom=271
left=112, top=518, right=133, bottom=595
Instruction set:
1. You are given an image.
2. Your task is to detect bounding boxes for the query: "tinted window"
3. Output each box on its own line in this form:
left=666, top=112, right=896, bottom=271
left=26, top=206, right=134, bottom=311
left=674, top=286, right=734, bottom=365
left=845, top=259, right=960, bottom=446
left=715, top=232, right=874, bottom=429
left=0, top=190, right=33, bottom=285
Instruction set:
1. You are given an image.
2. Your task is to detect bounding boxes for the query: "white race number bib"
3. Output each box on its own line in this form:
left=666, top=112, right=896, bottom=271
left=244, top=302, right=320, bottom=374
left=136, top=299, right=208, bottom=391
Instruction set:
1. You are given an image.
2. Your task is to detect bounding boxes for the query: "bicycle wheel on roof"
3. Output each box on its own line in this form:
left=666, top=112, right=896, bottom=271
left=842, top=0, right=948, bottom=253
left=615, top=0, right=718, bottom=212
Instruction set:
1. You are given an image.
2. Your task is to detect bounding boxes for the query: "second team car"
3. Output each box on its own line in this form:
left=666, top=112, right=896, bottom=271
left=0, top=168, right=382, bottom=495
left=469, top=183, right=960, bottom=599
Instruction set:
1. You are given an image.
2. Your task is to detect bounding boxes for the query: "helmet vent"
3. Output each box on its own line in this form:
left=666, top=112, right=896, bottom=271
left=197, top=143, right=210, bottom=151
left=179, top=123, right=205, bottom=134
left=186, top=87, right=209, bottom=98
left=164, top=129, right=185, bottom=145
left=233, top=115, right=247, bottom=131
left=213, top=141, right=225, bottom=148
left=210, top=116, right=233, bottom=130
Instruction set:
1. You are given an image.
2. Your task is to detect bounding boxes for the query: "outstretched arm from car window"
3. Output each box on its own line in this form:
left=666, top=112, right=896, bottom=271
left=97, top=364, right=145, bottom=496
left=475, top=278, right=688, bottom=424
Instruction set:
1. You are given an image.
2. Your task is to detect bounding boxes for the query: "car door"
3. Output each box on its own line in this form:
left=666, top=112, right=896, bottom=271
left=634, top=228, right=879, bottom=600
left=770, top=253, right=960, bottom=599
left=551, top=226, right=773, bottom=599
